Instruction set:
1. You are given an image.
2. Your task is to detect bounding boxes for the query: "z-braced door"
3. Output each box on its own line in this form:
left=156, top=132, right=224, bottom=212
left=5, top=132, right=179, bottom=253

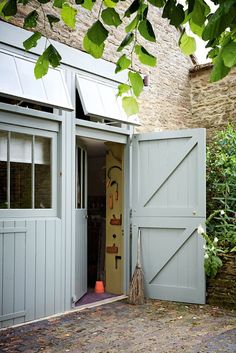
left=132, top=129, right=206, bottom=304
left=75, top=145, right=87, bottom=301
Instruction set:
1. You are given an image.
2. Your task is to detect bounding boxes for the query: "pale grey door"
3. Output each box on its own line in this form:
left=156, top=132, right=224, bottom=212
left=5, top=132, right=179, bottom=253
left=75, top=145, right=87, bottom=301
left=132, top=129, right=206, bottom=304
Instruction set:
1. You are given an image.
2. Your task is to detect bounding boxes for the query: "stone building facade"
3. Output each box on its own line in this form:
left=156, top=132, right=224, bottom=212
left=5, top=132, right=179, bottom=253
left=5, top=1, right=236, bottom=135
left=8, top=1, right=193, bottom=132
left=189, top=64, right=236, bottom=138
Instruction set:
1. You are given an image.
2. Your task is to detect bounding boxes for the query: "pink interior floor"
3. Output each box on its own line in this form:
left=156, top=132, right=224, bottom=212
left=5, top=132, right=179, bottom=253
left=75, top=288, right=118, bottom=306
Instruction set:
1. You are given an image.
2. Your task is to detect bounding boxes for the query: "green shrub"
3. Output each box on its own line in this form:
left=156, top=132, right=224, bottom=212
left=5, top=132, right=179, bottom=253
left=206, top=125, right=236, bottom=253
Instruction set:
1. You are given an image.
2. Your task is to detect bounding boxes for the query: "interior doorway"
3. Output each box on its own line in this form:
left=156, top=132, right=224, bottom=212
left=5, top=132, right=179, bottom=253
left=75, top=137, right=124, bottom=306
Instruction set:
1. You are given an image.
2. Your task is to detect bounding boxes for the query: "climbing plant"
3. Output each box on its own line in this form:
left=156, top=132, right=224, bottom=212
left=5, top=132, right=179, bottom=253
left=1, top=0, right=236, bottom=115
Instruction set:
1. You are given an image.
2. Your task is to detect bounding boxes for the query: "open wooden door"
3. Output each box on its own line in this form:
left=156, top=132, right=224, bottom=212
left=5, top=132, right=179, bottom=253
left=75, top=145, right=87, bottom=301
left=132, top=129, right=206, bottom=304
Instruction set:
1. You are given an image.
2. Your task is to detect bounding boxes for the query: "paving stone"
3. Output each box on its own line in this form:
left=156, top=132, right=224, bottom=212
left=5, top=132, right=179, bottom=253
left=0, top=300, right=235, bottom=353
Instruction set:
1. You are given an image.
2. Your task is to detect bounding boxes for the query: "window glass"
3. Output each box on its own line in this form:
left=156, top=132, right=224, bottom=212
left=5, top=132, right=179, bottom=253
left=0, top=131, right=8, bottom=208
left=35, top=136, right=51, bottom=208
left=10, top=132, right=32, bottom=208
left=0, top=129, right=53, bottom=210
left=77, top=147, right=81, bottom=208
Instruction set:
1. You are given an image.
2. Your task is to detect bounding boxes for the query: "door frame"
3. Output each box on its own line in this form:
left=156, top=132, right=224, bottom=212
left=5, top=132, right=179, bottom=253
left=74, top=120, right=132, bottom=298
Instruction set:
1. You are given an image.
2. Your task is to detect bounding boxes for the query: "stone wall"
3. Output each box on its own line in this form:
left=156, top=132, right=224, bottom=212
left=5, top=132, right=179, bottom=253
left=8, top=1, right=193, bottom=132
left=207, top=254, right=236, bottom=309
left=189, top=65, right=236, bottom=139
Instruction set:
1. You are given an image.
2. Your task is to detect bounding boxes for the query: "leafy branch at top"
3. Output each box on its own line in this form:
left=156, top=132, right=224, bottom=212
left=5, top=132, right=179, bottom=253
left=1, top=0, right=236, bottom=116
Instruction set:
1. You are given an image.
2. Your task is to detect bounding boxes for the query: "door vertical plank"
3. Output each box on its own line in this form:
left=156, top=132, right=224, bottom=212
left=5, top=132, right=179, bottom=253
left=35, top=220, right=46, bottom=319
left=25, top=220, right=36, bottom=322
left=13, top=220, right=26, bottom=325
left=2, top=220, right=14, bottom=327
left=55, top=219, right=62, bottom=313
left=45, top=219, right=55, bottom=316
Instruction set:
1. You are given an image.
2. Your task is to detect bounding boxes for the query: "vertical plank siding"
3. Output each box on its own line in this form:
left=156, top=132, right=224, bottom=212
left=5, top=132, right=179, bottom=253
left=0, top=218, right=63, bottom=328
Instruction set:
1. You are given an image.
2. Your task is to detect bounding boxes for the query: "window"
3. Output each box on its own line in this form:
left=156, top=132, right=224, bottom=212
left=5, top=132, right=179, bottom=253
left=0, top=129, right=53, bottom=209
left=76, top=146, right=87, bottom=209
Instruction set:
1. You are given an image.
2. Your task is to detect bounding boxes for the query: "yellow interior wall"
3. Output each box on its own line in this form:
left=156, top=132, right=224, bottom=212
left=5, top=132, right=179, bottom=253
left=105, top=143, right=124, bottom=294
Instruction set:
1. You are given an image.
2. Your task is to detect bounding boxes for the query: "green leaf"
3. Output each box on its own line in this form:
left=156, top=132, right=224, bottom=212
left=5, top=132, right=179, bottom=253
left=34, top=54, right=49, bottom=79
left=87, top=20, right=109, bottom=46
left=138, top=19, right=156, bottom=42
left=162, top=0, right=185, bottom=27
left=23, top=32, right=42, bottom=51
left=125, top=15, right=139, bottom=33
left=189, top=18, right=203, bottom=37
left=124, top=0, right=140, bottom=18
left=82, top=0, right=96, bottom=10
left=45, top=44, right=62, bottom=68
left=115, top=54, right=131, bottom=73
left=221, top=41, right=236, bottom=68
left=147, top=0, right=164, bottom=7
left=61, top=3, right=77, bottom=29
left=210, top=55, right=230, bottom=82
left=47, top=14, right=60, bottom=28
left=179, top=32, right=196, bottom=55
left=101, top=8, right=121, bottom=28
left=34, top=44, right=62, bottom=79
left=122, top=96, right=139, bottom=116
left=53, top=0, right=64, bottom=8
left=202, top=1, right=236, bottom=41
left=207, top=47, right=219, bottom=61
left=0, top=0, right=12, bottom=19
left=117, top=83, right=130, bottom=96
left=83, top=33, right=105, bottom=58
left=135, top=45, right=157, bottom=66
left=128, top=71, right=144, bottom=97
left=23, top=10, right=39, bottom=29
left=117, top=32, right=134, bottom=52
left=191, top=0, right=210, bottom=27
left=103, top=0, right=118, bottom=8
left=2, top=0, right=16, bottom=16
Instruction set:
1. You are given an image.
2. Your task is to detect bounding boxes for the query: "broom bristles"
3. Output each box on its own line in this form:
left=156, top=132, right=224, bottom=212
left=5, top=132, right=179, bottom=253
left=128, top=265, right=145, bottom=305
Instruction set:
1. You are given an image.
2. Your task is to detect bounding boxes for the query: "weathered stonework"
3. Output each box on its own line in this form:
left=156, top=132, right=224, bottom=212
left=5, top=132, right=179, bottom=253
left=207, top=254, right=236, bottom=309
left=8, top=1, right=193, bottom=132
left=189, top=65, right=236, bottom=139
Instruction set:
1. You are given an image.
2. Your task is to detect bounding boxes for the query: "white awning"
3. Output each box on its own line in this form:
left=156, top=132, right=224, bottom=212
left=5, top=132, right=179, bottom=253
left=0, top=50, right=73, bottom=111
left=76, top=74, right=140, bottom=126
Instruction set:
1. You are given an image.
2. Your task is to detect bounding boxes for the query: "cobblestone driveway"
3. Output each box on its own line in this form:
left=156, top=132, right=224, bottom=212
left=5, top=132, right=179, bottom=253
left=0, top=300, right=235, bottom=353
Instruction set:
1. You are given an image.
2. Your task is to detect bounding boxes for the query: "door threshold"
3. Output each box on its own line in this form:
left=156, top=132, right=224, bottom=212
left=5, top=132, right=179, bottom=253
left=73, top=294, right=127, bottom=312
left=0, top=295, right=127, bottom=331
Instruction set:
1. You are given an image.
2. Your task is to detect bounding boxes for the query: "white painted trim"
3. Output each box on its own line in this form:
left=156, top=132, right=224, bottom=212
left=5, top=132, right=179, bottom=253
left=0, top=22, right=128, bottom=84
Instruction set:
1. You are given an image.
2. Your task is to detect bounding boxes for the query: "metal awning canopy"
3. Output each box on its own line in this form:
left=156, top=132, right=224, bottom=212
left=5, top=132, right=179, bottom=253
left=0, top=50, right=73, bottom=111
left=76, top=74, right=140, bottom=126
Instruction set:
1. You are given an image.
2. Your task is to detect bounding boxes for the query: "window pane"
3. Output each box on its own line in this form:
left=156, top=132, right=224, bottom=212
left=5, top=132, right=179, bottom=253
left=35, top=136, right=51, bottom=208
left=10, top=132, right=32, bottom=208
left=77, top=147, right=81, bottom=208
left=0, top=130, right=8, bottom=208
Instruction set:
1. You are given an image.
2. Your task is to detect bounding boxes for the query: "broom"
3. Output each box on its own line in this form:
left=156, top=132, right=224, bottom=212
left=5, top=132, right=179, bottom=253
left=128, top=229, right=145, bottom=305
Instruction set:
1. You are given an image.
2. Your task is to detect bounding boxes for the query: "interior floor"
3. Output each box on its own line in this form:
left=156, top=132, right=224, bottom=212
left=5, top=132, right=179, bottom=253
left=75, top=288, right=117, bottom=306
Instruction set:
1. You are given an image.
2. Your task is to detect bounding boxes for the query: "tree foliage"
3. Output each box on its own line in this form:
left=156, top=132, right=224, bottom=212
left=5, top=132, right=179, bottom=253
left=1, top=0, right=236, bottom=115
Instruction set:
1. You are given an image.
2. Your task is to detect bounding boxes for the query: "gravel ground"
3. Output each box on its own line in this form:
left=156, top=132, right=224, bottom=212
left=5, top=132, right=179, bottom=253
left=0, top=299, right=235, bottom=353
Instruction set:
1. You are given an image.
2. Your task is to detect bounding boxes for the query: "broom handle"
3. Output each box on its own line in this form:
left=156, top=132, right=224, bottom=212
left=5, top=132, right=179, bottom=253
left=137, top=229, right=141, bottom=268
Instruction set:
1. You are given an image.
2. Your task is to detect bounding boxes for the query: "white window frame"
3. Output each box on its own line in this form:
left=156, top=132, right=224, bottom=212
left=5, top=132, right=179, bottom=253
left=0, top=122, right=57, bottom=218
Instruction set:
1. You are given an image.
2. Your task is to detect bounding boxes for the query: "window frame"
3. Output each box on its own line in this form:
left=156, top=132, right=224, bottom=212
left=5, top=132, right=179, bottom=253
left=0, top=122, right=57, bottom=218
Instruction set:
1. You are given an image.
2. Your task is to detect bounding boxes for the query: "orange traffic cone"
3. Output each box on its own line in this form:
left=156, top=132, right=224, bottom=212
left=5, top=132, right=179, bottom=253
left=95, top=280, right=105, bottom=294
